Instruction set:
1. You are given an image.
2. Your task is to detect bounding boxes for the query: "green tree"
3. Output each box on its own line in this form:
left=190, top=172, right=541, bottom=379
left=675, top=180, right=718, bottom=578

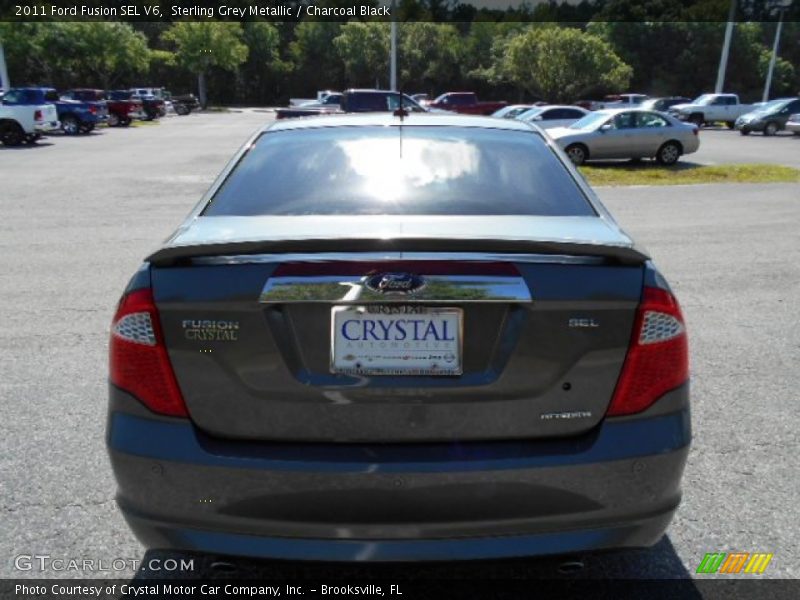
left=587, top=21, right=697, bottom=95
left=287, top=22, right=344, bottom=95
left=162, top=23, right=248, bottom=107
left=239, top=22, right=291, bottom=103
left=66, top=23, right=151, bottom=89
left=468, top=22, right=535, bottom=87
left=333, top=22, right=390, bottom=88
left=589, top=21, right=798, bottom=101
left=0, top=23, right=49, bottom=85
left=757, top=48, right=796, bottom=99
left=399, top=22, right=462, bottom=93
left=502, top=26, right=633, bottom=103
left=0, top=22, right=151, bottom=89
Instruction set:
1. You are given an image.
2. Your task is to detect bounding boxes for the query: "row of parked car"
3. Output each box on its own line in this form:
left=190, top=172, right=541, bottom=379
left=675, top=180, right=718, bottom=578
left=502, top=93, right=800, bottom=134
left=0, top=86, right=199, bottom=146
left=273, top=88, right=800, bottom=166
left=491, top=102, right=700, bottom=165
left=488, top=93, right=800, bottom=165
left=276, top=89, right=702, bottom=165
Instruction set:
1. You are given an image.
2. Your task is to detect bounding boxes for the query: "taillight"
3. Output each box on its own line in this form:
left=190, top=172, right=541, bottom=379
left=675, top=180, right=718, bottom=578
left=692, top=126, right=699, bottom=136
left=109, top=288, right=188, bottom=417
left=34, top=110, right=43, bottom=121
left=89, top=105, right=97, bottom=114
left=606, top=287, right=689, bottom=416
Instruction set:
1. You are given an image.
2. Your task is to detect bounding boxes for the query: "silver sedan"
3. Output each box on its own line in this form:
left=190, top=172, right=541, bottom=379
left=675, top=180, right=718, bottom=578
left=548, top=109, right=700, bottom=166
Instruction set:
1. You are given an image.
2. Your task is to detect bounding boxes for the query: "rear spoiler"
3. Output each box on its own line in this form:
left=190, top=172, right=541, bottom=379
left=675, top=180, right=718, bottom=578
left=147, top=238, right=650, bottom=267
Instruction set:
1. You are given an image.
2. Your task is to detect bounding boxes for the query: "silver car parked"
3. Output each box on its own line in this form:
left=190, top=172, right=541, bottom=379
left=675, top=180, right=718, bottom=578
left=548, top=109, right=700, bottom=166
left=517, top=105, right=590, bottom=130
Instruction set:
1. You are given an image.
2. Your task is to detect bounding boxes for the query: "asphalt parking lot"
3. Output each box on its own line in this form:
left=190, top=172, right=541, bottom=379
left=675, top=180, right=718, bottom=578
left=1, top=111, right=798, bottom=583
left=690, top=127, right=800, bottom=169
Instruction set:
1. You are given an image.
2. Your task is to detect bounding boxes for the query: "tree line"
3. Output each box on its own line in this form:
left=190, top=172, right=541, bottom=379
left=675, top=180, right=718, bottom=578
left=1, top=16, right=798, bottom=106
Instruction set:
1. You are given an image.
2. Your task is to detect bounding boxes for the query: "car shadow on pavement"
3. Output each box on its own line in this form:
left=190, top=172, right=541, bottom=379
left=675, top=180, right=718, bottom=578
left=0, top=141, right=55, bottom=150
left=48, top=130, right=107, bottom=138
left=132, top=536, right=700, bottom=594
left=585, top=160, right=704, bottom=171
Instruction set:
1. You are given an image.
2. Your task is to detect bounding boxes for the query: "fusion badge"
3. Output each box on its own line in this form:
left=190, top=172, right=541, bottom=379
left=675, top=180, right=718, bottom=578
left=182, top=320, right=240, bottom=341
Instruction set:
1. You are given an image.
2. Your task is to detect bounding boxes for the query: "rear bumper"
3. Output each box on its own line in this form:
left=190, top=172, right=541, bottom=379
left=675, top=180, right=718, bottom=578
left=121, top=512, right=676, bottom=562
left=34, top=121, right=60, bottom=133
left=107, top=386, right=690, bottom=561
left=681, top=138, right=700, bottom=154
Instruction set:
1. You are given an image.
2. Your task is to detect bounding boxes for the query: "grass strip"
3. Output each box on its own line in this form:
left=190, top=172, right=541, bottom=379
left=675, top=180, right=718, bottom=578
left=580, top=163, right=800, bottom=186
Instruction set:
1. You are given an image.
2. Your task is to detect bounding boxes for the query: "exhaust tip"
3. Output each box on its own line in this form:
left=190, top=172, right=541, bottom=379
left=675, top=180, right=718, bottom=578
left=557, top=559, right=585, bottom=575
left=210, top=560, right=238, bottom=574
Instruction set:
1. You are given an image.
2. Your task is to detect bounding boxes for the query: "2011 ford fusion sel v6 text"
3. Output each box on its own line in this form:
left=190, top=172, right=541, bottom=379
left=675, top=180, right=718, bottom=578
left=106, top=113, right=690, bottom=561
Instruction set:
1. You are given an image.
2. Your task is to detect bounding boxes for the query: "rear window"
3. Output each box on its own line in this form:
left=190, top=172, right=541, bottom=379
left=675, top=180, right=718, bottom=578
left=204, top=126, right=593, bottom=217
left=346, top=93, right=389, bottom=112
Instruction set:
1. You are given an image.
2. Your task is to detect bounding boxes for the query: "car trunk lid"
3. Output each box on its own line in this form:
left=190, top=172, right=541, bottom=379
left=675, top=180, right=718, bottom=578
left=149, top=216, right=646, bottom=442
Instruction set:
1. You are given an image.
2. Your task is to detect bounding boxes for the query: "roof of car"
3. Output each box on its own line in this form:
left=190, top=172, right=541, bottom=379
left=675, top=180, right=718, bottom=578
left=265, top=112, right=541, bottom=133
left=592, top=107, right=670, bottom=115
left=344, top=89, right=406, bottom=94
left=535, top=105, right=588, bottom=111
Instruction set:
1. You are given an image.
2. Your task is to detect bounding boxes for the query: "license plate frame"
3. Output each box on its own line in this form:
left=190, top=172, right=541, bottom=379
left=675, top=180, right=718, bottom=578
left=330, top=305, right=463, bottom=376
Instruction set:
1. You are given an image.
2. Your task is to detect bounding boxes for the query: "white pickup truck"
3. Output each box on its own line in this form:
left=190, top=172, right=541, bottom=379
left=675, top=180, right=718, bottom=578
left=592, top=93, right=649, bottom=110
left=0, top=101, right=60, bottom=146
left=668, top=93, right=753, bottom=128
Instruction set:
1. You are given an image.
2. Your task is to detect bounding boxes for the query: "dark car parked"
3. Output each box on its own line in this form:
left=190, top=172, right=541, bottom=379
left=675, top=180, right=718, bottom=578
left=165, top=91, right=200, bottom=115
left=2, top=87, right=108, bottom=134
left=341, top=89, right=426, bottom=113
left=108, top=113, right=690, bottom=562
left=735, top=97, right=800, bottom=136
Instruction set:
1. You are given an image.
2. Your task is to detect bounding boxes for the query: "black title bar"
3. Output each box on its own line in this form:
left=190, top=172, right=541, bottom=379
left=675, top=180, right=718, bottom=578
left=1, top=0, right=798, bottom=23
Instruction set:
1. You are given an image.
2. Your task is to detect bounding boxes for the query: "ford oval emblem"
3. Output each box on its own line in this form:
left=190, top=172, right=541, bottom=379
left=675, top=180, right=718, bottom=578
left=365, top=272, right=426, bottom=295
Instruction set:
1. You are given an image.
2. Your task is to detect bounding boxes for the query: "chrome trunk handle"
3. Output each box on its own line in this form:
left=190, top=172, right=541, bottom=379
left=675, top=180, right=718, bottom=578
left=260, top=274, right=532, bottom=304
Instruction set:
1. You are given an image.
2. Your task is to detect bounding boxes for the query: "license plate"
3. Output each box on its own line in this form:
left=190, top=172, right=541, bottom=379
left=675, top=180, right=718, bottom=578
left=331, top=306, right=462, bottom=376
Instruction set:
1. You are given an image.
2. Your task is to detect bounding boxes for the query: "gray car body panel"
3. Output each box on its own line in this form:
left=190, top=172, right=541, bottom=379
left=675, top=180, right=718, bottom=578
left=151, top=259, right=642, bottom=442
left=108, top=383, right=689, bottom=560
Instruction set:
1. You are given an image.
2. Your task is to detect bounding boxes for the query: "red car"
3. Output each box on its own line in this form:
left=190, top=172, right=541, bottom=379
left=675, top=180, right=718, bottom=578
left=428, top=92, right=507, bottom=115
left=63, top=89, right=144, bottom=127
